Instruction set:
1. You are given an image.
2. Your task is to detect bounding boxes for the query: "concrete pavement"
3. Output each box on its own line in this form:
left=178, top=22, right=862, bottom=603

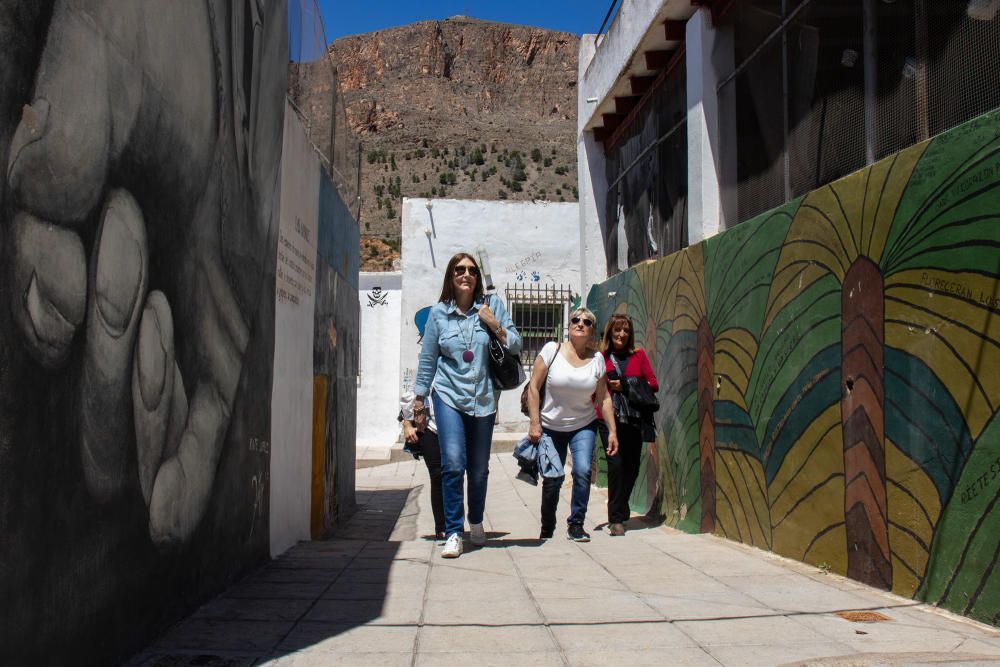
left=132, top=452, right=1000, bottom=666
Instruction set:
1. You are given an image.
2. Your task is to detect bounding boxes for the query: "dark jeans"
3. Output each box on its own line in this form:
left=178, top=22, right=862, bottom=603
left=598, top=420, right=643, bottom=524
left=540, top=423, right=597, bottom=531
left=418, top=429, right=445, bottom=535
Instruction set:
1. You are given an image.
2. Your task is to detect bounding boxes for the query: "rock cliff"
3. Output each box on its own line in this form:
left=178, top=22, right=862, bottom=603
left=323, top=17, right=580, bottom=268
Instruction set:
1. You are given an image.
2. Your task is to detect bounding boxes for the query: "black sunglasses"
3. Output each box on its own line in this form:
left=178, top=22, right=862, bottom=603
left=571, top=316, right=594, bottom=327
left=453, top=265, right=479, bottom=277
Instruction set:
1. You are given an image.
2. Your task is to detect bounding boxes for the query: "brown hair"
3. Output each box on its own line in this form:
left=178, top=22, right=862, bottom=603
left=601, top=313, right=635, bottom=353
left=438, top=252, right=485, bottom=303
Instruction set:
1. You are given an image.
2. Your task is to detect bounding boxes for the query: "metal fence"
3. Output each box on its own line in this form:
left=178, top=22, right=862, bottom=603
left=603, top=53, right=688, bottom=276
left=716, top=0, right=1000, bottom=227
left=287, top=0, right=361, bottom=217
left=503, top=284, right=576, bottom=370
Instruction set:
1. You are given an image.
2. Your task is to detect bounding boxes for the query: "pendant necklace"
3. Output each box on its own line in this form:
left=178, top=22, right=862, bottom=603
left=461, top=314, right=475, bottom=362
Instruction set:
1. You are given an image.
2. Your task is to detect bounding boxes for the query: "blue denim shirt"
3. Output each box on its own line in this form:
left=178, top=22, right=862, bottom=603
left=414, top=294, right=521, bottom=417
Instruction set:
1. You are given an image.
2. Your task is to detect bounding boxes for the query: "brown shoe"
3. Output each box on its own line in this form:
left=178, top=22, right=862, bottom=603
left=609, top=523, right=625, bottom=536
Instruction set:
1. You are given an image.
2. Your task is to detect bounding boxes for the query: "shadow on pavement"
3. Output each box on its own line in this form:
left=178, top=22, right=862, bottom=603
left=129, top=487, right=415, bottom=665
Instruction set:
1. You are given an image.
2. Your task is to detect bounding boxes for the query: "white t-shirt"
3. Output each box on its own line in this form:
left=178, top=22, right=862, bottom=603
left=538, top=342, right=605, bottom=432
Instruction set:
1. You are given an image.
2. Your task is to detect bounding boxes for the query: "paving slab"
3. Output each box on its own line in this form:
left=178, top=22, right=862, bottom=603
left=130, top=449, right=1000, bottom=666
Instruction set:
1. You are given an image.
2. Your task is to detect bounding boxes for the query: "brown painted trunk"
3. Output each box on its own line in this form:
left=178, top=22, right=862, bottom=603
left=697, top=318, right=716, bottom=533
left=841, top=257, right=891, bottom=589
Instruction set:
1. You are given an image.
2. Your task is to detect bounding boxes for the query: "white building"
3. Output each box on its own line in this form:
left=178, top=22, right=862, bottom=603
left=356, top=272, right=402, bottom=451
left=399, top=198, right=581, bottom=431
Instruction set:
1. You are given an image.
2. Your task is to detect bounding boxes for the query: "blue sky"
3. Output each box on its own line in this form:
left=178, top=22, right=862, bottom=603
left=316, top=0, right=617, bottom=42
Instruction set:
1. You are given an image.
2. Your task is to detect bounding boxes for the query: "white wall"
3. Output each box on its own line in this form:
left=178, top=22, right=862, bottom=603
left=400, top=198, right=581, bottom=429
left=578, top=36, right=609, bottom=298
left=270, top=105, right=319, bottom=556
left=357, top=272, right=402, bottom=447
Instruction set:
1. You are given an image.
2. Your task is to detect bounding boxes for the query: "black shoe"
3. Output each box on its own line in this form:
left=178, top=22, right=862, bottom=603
left=567, top=524, right=591, bottom=542
left=539, top=527, right=554, bottom=539
left=516, top=469, right=539, bottom=486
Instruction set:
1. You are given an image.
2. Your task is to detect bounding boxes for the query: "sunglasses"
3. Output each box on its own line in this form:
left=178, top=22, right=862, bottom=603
left=453, top=265, right=480, bottom=277
left=571, top=316, right=594, bottom=327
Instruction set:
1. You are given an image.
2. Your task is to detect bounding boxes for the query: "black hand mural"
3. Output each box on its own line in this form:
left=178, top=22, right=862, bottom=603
left=4, top=0, right=287, bottom=545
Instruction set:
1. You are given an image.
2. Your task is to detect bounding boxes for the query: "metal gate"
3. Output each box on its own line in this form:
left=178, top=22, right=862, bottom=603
left=503, top=283, right=575, bottom=370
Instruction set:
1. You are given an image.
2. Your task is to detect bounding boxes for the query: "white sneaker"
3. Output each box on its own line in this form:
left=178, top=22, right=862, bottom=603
left=441, top=533, right=463, bottom=558
left=470, top=522, right=486, bottom=546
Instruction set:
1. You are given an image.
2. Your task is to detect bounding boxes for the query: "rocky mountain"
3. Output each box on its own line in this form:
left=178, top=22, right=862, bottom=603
left=324, top=17, right=580, bottom=270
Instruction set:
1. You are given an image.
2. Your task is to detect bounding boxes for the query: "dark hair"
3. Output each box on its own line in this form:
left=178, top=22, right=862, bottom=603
left=438, top=252, right=484, bottom=303
left=601, top=313, right=635, bottom=353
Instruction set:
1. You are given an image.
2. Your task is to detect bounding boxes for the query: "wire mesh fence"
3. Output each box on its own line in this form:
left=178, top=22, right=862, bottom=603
left=287, top=0, right=360, bottom=216
left=503, top=283, right=576, bottom=370
left=716, top=0, right=1000, bottom=228
left=603, top=54, right=688, bottom=276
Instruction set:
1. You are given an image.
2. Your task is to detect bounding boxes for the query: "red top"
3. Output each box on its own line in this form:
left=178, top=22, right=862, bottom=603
left=595, top=348, right=659, bottom=420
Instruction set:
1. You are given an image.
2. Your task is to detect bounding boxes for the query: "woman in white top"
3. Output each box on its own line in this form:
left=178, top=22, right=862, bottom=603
left=525, top=307, right=618, bottom=541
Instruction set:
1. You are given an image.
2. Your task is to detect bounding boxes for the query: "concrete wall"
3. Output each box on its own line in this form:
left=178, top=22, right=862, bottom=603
left=587, top=110, right=1000, bottom=625
left=0, top=1, right=288, bottom=662
left=357, top=272, right=403, bottom=448
left=270, top=104, right=320, bottom=556
left=400, top=198, right=581, bottom=429
left=312, top=174, right=360, bottom=538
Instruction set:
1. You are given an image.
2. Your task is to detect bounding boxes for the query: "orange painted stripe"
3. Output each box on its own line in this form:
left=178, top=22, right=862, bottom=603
left=311, top=376, right=328, bottom=539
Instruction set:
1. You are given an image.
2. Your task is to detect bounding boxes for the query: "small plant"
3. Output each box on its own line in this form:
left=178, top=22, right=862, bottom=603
left=818, top=562, right=832, bottom=574
left=531, top=148, right=542, bottom=162
left=498, top=189, right=507, bottom=199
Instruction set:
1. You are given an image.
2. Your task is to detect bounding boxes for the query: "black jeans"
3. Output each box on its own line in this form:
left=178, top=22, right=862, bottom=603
left=419, top=430, right=445, bottom=535
left=598, top=420, right=643, bottom=525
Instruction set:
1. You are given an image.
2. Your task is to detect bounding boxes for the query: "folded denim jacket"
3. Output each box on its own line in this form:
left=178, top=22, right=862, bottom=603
left=513, top=433, right=564, bottom=483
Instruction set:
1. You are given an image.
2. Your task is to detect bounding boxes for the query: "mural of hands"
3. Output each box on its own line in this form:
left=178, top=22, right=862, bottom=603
left=4, top=0, right=286, bottom=545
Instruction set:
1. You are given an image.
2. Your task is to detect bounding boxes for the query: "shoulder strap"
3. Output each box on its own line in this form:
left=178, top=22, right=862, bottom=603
left=541, top=343, right=560, bottom=382
left=610, top=353, right=625, bottom=378
left=545, top=342, right=561, bottom=368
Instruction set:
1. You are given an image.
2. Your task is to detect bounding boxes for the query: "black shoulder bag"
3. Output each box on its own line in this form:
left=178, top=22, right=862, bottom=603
left=485, top=296, right=526, bottom=390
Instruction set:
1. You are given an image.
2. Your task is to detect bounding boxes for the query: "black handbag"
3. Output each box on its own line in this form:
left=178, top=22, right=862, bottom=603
left=624, top=376, right=660, bottom=412
left=611, top=354, right=660, bottom=412
left=485, top=299, right=525, bottom=390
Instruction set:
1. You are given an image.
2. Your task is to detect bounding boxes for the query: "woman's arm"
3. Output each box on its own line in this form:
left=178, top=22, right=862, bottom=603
left=595, top=376, right=618, bottom=455
left=526, top=343, right=553, bottom=443
left=413, top=310, right=442, bottom=427
left=636, top=349, right=659, bottom=392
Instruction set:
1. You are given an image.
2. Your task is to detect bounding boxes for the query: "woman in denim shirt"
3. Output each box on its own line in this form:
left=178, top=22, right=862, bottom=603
left=413, top=252, right=520, bottom=558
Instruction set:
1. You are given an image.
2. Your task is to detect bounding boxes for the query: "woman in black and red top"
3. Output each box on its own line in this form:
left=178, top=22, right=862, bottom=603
left=596, top=314, right=659, bottom=536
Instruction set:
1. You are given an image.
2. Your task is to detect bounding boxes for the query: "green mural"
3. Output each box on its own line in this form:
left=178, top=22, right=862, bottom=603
left=588, top=109, right=1000, bottom=625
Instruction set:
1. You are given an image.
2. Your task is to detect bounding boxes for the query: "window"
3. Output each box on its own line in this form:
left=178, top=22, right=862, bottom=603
left=504, top=284, right=575, bottom=370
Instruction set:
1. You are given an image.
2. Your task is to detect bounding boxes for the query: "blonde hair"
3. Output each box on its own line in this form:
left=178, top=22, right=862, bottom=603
left=568, top=307, right=598, bottom=342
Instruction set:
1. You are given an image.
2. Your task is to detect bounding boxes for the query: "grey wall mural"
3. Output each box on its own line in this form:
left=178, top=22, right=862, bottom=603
left=0, top=1, right=287, bottom=663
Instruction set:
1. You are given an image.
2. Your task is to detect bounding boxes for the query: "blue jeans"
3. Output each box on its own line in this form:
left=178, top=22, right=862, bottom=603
left=432, top=393, right=497, bottom=537
left=541, top=423, right=597, bottom=529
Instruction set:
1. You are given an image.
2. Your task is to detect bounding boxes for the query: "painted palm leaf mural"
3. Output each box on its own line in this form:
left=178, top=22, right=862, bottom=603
left=763, top=110, right=1000, bottom=596
left=703, top=201, right=797, bottom=547
left=588, top=109, right=1000, bottom=625
left=589, top=252, right=703, bottom=530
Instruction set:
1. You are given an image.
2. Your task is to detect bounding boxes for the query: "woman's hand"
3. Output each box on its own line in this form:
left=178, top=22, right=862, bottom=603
left=413, top=400, right=427, bottom=430
left=606, top=431, right=619, bottom=457
left=403, top=422, right=420, bottom=444
left=528, top=420, right=542, bottom=443
left=478, top=304, right=501, bottom=334
left=607, top=378, right=622, bottom=392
